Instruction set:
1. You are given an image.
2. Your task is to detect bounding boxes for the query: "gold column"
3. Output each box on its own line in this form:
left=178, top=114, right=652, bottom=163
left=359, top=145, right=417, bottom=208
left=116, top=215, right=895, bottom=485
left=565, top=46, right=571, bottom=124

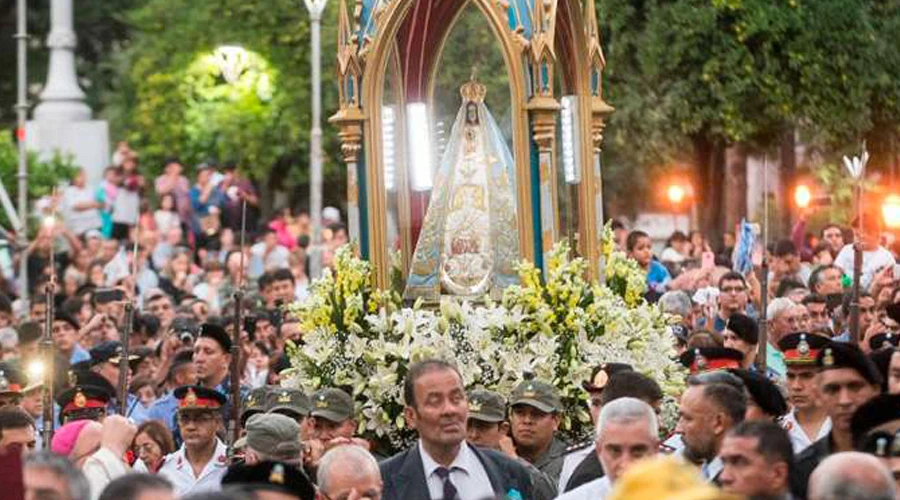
left=528, top=96, right=561, bottom=268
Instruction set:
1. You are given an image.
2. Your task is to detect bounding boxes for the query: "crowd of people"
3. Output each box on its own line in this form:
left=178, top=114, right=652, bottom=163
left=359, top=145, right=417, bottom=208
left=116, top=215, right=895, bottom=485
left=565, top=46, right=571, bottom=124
left=0, top=144, right=897, bottom=500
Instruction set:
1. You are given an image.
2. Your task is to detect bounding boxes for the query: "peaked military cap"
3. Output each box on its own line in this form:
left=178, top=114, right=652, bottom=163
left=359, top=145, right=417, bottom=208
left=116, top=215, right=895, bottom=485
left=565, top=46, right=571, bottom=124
left=266, top=387, right=311, bottom=418
left=678, top=347, right=743, bottom=374
left=509, top=379, right=562, bottom=413
left=310, top=388, right=354, bottom=422
left=174, top=385, right=227, bottom=411
left=466, top=389, right=506, bottom=423
left=779, top=332, right=830, bottom=366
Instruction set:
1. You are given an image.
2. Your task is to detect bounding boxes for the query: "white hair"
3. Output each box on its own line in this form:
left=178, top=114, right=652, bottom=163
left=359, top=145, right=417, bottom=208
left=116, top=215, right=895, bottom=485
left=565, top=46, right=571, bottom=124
left=767, top=297, right=796, bottom=321
left=25, top=451, right=91, bottom=500
left=317, top=444, right=381, bottom=493
left=659, top=291, right=692, bottom=318
left=809, top=452, right=896, bottom=500
left=595, top=397, right=658, bottom=441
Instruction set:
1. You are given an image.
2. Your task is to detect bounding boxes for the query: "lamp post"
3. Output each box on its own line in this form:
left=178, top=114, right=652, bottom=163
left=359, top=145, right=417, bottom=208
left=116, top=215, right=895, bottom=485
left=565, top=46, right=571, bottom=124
left=667, top=183, right=686, bottom=231
left=883, top=194, right=900, bottom=229
left=15, top=0, right=29, bottom=307
left=304, top=0, right=327, bottom=279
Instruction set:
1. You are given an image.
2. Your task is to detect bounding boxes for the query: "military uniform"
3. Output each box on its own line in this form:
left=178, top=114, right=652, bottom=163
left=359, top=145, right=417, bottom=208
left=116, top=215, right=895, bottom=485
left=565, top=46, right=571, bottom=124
left=159, top=439, right=229, bottom=496
left=158, top=385, right=230, bottom=497
left=558, top=442, right=603, bottom=493
left=508, top=379, right=569, bottom=484
left=781, top=409, right=831, bottom=454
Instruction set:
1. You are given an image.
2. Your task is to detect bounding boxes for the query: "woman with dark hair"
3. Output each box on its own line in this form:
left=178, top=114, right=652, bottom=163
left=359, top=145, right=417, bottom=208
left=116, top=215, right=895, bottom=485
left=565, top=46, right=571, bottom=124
left=133, top=420, right=176, bottom=473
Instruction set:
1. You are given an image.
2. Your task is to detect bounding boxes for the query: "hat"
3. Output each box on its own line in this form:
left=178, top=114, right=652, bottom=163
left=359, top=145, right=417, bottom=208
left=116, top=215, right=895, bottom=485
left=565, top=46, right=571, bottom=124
left=725, top=313, right=759, bottom=345
left=466, top=389, right=507, bottom=423
left=310, top=388, right=354, bottom=422
left=0, top=362, right=25, bottom=396
left=89, top=341, right=139, bottom=366
left=678, top=347, right=744, bottom=374
left=174, top=385, right=227, bottom=411
left=267, top=388, right=312, bottom=418
left=84, top=229, right=103, bottom=240
left=850, top=393, right=900, bottom=449
left=727, top=369, right=788, bottom=418
left=817, top=342, right=883, bottom=386
left=509, top=379, right=562, bottom=413
left=244, top=413, right=303, bottom=460
left=53, top=311, right=80, bottom=331
left=50, top=420, right=95, bottom=457
left=869, top=332, right=900, bottom=351
left=198, top=323, right=232, bottom=352
left=67, top=368, right=116, bottom=395
left=56, top=385, right=111, bottom=420
left=582, top=363, right=633, bottom=393
left=241, top=386, right=271, bottom=425
left=671, top=324, right=690, bottom=345
left=322, top=206, right=341, bottom=223
left=222, top=461, right=315, bottom=500
left=779, top=332, right=830, bottom=366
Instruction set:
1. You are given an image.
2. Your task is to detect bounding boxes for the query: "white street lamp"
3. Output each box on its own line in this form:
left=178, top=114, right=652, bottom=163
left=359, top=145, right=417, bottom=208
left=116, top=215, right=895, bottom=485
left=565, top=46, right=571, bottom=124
left=304, top=0, right=328, bottom=278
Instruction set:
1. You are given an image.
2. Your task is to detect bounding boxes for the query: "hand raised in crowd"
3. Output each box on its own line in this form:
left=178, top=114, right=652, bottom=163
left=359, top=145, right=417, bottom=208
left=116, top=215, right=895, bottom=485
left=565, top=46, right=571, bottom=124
left=100, top=415, right=139, bottom=459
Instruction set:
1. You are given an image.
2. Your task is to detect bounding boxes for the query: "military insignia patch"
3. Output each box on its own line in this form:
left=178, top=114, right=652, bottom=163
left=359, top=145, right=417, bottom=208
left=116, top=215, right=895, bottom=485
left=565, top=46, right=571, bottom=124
left=278, top=392, right=292, bottom=404
left=798, top=334, right=811, bottom=358
left=269, top=463, right=285, bottom=484
left=185, top=388, right=198, bottom=407
left=823, top=348, right=834, bottom=367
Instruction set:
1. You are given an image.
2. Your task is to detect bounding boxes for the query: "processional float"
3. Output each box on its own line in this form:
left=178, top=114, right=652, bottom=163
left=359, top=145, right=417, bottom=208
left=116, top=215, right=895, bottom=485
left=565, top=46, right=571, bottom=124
left=330, top=0, right=614, bottom=295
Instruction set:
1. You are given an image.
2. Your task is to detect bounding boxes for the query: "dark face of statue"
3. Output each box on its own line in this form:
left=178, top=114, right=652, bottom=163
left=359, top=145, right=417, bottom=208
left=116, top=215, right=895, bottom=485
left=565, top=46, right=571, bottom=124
left=466, top=103, right=479, bottom=124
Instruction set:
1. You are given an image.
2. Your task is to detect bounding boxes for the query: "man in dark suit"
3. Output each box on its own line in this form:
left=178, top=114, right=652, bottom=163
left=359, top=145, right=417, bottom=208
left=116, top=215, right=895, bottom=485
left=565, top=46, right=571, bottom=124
left=380, top=359, right=534, bottom=500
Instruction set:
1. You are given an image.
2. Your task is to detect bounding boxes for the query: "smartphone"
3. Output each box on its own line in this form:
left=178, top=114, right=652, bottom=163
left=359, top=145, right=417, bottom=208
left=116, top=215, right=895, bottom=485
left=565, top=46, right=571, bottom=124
left=702, top=251, right=715, bottom=270
left=94, top=288, right=125, bottom=304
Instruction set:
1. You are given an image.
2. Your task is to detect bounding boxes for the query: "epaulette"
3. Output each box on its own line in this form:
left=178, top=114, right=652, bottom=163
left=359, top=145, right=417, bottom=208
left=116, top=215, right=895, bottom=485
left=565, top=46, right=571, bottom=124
left=563, top=440, right=594, bottom=454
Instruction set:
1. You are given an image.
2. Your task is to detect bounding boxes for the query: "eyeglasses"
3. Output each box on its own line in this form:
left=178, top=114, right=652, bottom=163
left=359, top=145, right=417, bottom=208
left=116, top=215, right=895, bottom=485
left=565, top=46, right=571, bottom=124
left=177, top=412, right=217, bottom=424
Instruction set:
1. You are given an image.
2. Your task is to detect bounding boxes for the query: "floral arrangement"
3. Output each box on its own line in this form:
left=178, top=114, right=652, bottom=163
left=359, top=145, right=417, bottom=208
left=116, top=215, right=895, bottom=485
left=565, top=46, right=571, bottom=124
left=285, top=230, right=684, bottom=451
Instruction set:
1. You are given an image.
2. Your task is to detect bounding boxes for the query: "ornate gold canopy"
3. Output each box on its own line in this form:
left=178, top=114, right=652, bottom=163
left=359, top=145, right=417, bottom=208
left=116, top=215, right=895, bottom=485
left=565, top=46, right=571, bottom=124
left=330, top=0, right=614, bottom=290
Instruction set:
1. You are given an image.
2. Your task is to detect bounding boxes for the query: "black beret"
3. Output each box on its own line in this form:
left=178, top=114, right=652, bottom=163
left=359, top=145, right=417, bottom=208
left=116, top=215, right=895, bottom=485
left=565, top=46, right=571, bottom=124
left=222, top=461, right=315, bottom=500
left=817, top=341, right=883, bottom=386
left=851, top=393, right=900, bottom=448
left=582, top=363, right=633, bottom=392
left=725, top=313, right=758, bottom=345
left=198, top=323, right=232, bottom=352
left=727, top=368, right=788, bottom=418
left=174, top=385, right=227, bottom=410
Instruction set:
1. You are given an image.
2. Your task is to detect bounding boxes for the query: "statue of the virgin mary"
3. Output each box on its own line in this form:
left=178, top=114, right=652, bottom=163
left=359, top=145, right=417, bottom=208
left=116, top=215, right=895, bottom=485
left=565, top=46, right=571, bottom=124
left=404, top=79, right=520, bottom=301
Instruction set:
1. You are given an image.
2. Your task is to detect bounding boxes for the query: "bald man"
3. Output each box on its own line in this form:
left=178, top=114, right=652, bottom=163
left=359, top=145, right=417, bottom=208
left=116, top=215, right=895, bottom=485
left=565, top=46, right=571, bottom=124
left=808, top=452, right=895, bottom=500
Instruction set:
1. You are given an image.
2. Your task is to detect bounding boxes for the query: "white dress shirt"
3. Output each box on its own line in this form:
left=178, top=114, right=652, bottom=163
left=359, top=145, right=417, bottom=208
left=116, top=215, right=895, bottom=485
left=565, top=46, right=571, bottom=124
left=419, top=440, right=495, bottom=500
left=701, top=456, right=723, bottom=482
left=558, top=445, right=593, bottom=491
left=555, top=476, right=611, bottom=500
left=83, top=447, right=130, bottom=500
left=159, top=439, right=229, bottom=497
left=783, top=410, right=832, bottom=453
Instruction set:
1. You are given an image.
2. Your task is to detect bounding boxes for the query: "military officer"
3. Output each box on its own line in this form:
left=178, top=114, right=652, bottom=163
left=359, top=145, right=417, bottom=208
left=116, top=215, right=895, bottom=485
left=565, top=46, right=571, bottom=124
left=0, top=362, right=25, bottom=408
left=778, top=332, right=832, bottom=453
left=309, top=388, right=356, bottom=441
left=266, top=387, right=312, bottom=439
left=240, top=386, right=271, bottom=428
left=56, top=383, right=111, bottom=424
left=508, top=378, right=569, bottom=483
left=86, top=341, right=146, bottom=422
left=850, top=393, right=900, bottom=490
left=791, top=342, right=882, bottom=499
left=158, top=385, right=229, bottom=496
left=679, top=347, right=744, bottom=375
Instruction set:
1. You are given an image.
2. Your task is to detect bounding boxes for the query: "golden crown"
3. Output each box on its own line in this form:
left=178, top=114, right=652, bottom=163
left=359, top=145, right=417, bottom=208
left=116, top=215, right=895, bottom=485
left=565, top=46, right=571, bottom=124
left=460, top=79, right=487, bottom=103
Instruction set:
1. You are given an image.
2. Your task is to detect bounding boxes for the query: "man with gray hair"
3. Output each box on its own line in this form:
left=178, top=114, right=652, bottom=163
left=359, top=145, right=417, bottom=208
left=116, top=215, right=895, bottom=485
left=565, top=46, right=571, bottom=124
left=24, top=450, right=91, bottom=500
left=317, top=444, right=383, bottom=500
left=765, top=296, right=804, bottom=378
left=556, top=397, right=658, bottom=499
left=808, top=452, right=896, bottom=500
left=659, top=290, right=693, bottom=329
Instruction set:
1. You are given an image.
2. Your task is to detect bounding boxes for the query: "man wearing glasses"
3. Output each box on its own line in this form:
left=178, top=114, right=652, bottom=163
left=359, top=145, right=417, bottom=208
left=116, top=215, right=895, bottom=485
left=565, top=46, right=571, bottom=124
left=713, top=272, right=751, bottom=334
left=159, top=385, right=229, bottom=496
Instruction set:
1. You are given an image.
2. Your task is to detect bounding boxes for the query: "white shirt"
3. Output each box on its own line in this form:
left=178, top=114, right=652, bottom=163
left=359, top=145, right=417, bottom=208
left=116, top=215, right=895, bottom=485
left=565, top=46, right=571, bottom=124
left=159, top=439, right=229, bottom=497
left=558, top=444, right=593, bottom=491
left=701, top=456, right=723, bottom=482
left=61, top=185, right=102, bottom=235
left=783, top=410, right=832, bottom=453
left=555, top=476, right=611, bottom=500
left=418, top=440, right=495, bottom=500
left=83, top=447, right=130, bottom=500
left=834, top=244, right=895, bottom=289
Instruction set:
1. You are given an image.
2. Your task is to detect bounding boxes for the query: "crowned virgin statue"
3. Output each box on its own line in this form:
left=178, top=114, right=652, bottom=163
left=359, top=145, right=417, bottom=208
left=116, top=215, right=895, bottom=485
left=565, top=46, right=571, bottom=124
left=404, top=78, right=520, bottom=301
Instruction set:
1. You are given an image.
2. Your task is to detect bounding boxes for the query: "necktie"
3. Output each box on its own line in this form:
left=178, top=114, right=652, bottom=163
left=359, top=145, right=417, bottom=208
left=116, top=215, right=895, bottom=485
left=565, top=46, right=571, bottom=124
left=435, top=466, right=458, bottom=500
